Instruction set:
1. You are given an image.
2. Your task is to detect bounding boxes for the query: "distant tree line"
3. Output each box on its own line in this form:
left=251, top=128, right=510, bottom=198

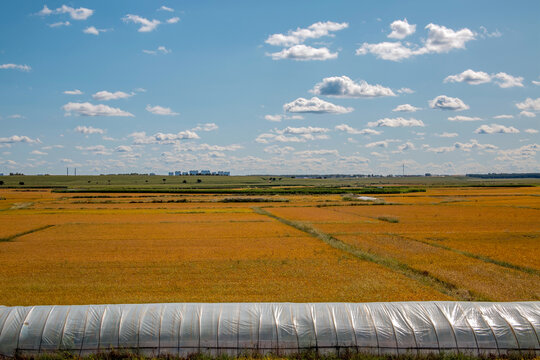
left=466, top=173, right=540, bottom=179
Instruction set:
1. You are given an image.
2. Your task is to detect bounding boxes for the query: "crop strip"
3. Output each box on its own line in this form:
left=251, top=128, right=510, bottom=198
left=390, top=233, right=540, bottom=276
left=0, top=225, right=55, bottom=242
left=252, top=207, right=483, bottom=301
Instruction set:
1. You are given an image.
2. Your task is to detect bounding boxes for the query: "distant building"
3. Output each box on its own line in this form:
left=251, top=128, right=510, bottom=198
left=174, top=171, right=181, bottom=176
left=200, top=170, right=211, bottom=175
left=189, top=170, right=199, bottom=175
left=182, top=172, right=188, bottom=176
left=168, top=172, right=174, bottom=176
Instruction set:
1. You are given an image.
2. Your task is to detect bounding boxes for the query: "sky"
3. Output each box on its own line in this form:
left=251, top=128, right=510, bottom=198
left=0, top=1, right=539, bottom=175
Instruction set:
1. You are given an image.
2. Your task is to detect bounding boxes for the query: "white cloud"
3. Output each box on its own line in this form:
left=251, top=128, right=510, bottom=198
left=143, top=46, right=171, bottom=55
left=310, top=76, right=395, bottom=98
left=367, top=117, right=425, bottom=128
left=173, top=143, right=242, bottom=152
left=63, top=102, right=134, bottom=117
left=191, top=123, right=218, bottom=132
left=74, top=125, right=104, bottom=135
left=63, top=89, right=83, bottom=95
left=444, top=69, right=523, bottom=88
left=264, top=145, right=295, bottom=155
left=158, top=6, right=174, bottom=12
left=388, top=18, right=416, bottom=39
left=268, top=45, right=338, bottom=61
left=396, top=142, right=415, bottom=152
left=146, top=105, right=179, bottom=116
left=448, top=115, right=482, bottom=121
left=532, top=80, right=540, bottom=86
left=31, top=150, right=47, bottom=155
left=83, top=26, right=107, bottom=35
left=365, top=139, right=399, bottom=148
left=479, top=26, right=502, bottom=38
left=335, top=124, right=381, bottom=135
left=129, top=131, right=199, bottom=145
left=525, top=129, right=538, bottom=134
left=0, top=135, right=40, bottom=144
left=75, top=145, right=111, bottom=155
left=493, top=114, right=513, bottom=119
left=255, top=126, right=329, bottom=144
left=39, top=5, right=94, bottom=20
left=280, top=126, right=329, bottom=135
left=92, top=90, right=134, bottom=101
left=397, top=87, right=415, bottom=94
left=8, top=114, right=24, bottom=119
left=167, top=17, right=180, bottom=24
left=392, top=104, right=421, bottom=112
left=265, top=115, right=283, bottom=122
left=429, top=95, right=469, bottom=111
left=436, top=132, right=459, bottom=138
left=0, top=64, right=31, bottom=72
left=474, top=124, right=519, bottom=134
left=296, top=149, right=339, bottom=156
left=496, top=144, right=539, bottom=161
left=283, top=97, right=353, bottom=114
left=444, top=69, right=491, bottom=85
left=115, top=145, right=132, bottom=152
left=49, top=21, right=70, bottom=27
left=356, top=23, right=475, bottom=61
left=516, top=97, right=540, bottom=111
left=123, top=14, right=161, bottom=32
left=425, top=139, right=497, bottom=153
left=520, top=111, right=536, bottom=118
left=265, top=21, right=348, bottom=47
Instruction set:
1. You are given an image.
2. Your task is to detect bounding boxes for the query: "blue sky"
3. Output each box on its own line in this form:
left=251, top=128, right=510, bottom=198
left=0, top=1, right=539, bottom=175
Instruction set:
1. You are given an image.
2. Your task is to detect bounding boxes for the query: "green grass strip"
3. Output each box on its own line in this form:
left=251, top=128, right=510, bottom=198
left=252, top=207, right=486, bottom=301
left=0, top=225, right=55, bottom=242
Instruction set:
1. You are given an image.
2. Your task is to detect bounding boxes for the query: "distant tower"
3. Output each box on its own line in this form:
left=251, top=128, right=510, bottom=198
left=74, top=168, right=77, bottom=176
left=66, top=167, right=69, bottom=176
left=402, top=163, right=405, bottom=176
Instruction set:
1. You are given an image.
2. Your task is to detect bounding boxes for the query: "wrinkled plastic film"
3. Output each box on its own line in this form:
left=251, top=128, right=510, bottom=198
left=0, top=302, right=537, bottom=357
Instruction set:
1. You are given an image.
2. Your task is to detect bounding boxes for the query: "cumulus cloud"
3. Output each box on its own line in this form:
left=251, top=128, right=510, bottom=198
left=429, top=95, right=469, bottom=111
left=283, top=97, right=353, bottom=114
left=296, top=149, right=339, bottom=156
left=264, top=114, right=283, bottom=122
left=265, top=21, right=348, bottom=47
left=365, top=139, right=399, bottom=148
left=516, top=97, right=540, bottom=111
left=0, top=135, right=40, bottom=144
left=143, top=46, right=171, bottom=55
left=493, top=114, right=513, bottom=119
left=74, top=125, right=104, bottom=135
left=146, top=105, right=179, bottom=116
left=396, top=142, right=416, bottom=152
left=167, top=17, right=180, bottom=24
left=191, top=123, right=218, bottom=132
left=356, top=23, right=475, bottom=61
left=263, top=145, right=295, bottom=155
left=533, top=80, right=540, bottom=86
left=367, top=117, right=425, bottom=128
left=436, top=132, right=459, bottom=138
left=397, top=87, right=415, bottom=94
left=255, top=126, right=330, bottom=144
left=268, top=45, right=338, bottom=61
left=115, top=145, right=132, bottom=152
left=310, top=76, right=395, bottom=98
left=496, top=144, right=539, bottom=161
left=63, top=102, right=134, bottom=117
left=122, top=14, right=161, bottom=32
left=92, top=91, right=134, bottom=101
left=75, top=145, right=111, bottom=155
left=425, top=139, right=497, bottom=153
left=0, top=64, right=31, bottom=72
left=49, top=21, right=70, bottom=27
left=335, top=124, right=381, bottom=135
left=129, top=131, right=199, bottom=145
left=173, top=143, right=242, bottom=152
left=63, top=89, right=82, bottom=95
left=392, top=104, right=421, bottom=112
left=448, top=115, right=482, bottom=121
left=83, top=26, right=107, bottom=35
left=31, top=150, right=47, bottom=155
left=264, top=114, right=303, bottom=122
left=444, top=69, right=523, bottom=88
left=475, top=124, right=520, bottom=134
left=520, top=111, right=536, bottom=118
left=38, top=5, right=93, bottom=20
left=525, top=129, right=538, bottom=134
left=388, top=18, right=416, bottom=39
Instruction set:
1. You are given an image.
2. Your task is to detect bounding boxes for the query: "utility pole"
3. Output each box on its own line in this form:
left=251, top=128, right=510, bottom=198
left=66, top=167, right=69, bottom=176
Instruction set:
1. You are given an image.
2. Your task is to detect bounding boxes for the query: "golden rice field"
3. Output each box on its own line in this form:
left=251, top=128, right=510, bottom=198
left=0, top=186, right=538, bottom=305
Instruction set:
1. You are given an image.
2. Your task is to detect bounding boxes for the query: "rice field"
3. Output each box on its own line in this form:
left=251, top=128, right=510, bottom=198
left=0, top=185, right=538, bottom=305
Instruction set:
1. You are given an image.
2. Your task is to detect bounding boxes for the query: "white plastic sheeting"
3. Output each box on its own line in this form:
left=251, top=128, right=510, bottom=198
left=0, top=302, right=538, bottom=357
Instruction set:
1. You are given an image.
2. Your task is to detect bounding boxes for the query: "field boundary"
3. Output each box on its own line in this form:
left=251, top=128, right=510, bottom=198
left=0, top=225, right=55, bottom=242
left=252, top=207, right=485, bottom=301
left=391, top=233, right=540, bottom=276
